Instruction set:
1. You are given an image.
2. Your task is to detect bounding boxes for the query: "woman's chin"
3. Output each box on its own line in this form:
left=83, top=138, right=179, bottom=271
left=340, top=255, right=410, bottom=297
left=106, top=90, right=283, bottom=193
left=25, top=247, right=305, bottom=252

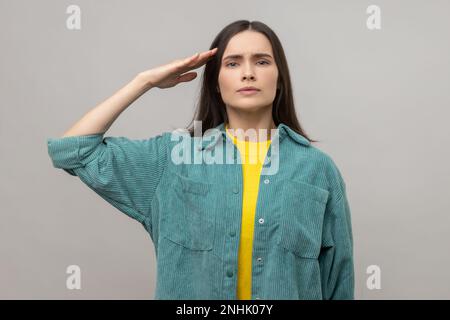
left=228, top=103, right=270, bottom=113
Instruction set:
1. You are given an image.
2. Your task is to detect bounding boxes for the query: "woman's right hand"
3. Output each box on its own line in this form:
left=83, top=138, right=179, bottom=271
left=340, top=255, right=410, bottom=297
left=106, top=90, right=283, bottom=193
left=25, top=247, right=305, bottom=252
left=139, top=48, right=218, bottom=89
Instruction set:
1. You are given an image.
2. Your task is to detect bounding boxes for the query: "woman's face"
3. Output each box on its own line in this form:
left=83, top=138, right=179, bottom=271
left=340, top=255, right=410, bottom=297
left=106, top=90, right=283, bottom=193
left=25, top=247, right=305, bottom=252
left=218, top=30, right=279, bottom=113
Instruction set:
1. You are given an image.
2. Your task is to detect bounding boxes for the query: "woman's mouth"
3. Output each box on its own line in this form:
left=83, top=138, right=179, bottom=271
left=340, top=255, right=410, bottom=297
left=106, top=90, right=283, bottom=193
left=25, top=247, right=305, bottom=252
left=238, top=89, right=260, bottom=95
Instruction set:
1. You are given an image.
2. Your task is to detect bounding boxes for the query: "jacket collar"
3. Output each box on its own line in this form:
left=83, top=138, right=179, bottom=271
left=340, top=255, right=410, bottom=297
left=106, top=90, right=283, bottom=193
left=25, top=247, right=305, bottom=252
left=200, top=121, right=311, bottom=151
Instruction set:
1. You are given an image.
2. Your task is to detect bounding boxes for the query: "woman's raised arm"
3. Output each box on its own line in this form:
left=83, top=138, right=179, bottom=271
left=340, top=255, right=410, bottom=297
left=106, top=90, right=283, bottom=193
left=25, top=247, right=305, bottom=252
left=61, top=47, right=217, bottom=137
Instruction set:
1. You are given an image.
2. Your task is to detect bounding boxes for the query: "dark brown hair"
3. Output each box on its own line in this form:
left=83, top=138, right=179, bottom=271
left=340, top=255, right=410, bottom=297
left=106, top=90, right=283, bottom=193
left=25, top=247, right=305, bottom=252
left=185, top=19, right=317, bottom=143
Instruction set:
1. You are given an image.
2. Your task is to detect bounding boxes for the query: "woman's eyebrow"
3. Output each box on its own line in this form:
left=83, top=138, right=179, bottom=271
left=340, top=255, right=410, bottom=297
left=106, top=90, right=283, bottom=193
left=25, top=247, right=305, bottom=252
left=223, top=53, right=273, bottom=61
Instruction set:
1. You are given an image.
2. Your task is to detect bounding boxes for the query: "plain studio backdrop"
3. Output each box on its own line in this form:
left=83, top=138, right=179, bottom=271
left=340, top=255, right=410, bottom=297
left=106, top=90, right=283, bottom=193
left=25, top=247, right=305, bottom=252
left=1, top=0, right=449, bottom=299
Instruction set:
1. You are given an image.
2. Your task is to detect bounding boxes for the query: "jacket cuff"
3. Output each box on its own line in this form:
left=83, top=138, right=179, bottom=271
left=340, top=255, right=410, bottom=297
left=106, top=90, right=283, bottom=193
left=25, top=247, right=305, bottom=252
left=47, top=134, right=104, bottom=171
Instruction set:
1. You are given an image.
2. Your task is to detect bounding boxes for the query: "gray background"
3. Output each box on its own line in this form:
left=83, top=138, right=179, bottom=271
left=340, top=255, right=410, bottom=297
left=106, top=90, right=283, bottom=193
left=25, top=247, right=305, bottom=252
left=1, top=0, right=449, bottom=299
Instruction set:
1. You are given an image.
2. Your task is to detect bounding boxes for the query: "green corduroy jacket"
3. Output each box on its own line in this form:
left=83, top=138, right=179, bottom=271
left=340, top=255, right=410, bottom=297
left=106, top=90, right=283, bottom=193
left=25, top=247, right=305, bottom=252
left=47, top=121, right=354, bottom=300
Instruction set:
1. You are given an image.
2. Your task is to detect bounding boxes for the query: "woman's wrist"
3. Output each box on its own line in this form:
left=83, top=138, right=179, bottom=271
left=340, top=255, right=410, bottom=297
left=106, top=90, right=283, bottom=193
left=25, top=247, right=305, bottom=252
left=135, top=72, right=155, bottom=92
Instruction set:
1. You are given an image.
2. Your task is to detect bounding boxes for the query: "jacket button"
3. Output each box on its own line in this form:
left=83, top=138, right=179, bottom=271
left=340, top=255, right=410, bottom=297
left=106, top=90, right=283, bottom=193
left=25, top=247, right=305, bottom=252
left=232, top=187, right=239, bottom=194
left=258, top=218, right=265, bottom=224
left=263, top=179, right=270, bottom=184
left=229, top=230, right=236, bottom=237
left=226, top=270, right=234, bottom=277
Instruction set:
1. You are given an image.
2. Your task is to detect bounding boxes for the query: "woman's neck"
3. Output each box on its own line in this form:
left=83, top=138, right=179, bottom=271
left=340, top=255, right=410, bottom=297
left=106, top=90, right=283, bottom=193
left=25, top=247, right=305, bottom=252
left=225, top=118, right=276, bottom=142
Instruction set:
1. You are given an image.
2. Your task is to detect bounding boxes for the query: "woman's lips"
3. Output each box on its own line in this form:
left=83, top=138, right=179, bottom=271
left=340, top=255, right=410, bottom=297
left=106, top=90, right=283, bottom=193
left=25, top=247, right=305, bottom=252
left=238, top=89, right=260, bottom=95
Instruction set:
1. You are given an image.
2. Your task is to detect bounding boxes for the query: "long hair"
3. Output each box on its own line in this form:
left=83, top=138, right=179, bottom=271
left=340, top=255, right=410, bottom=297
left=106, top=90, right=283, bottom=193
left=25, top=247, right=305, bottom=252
left=185, top=19, right=317, bottom=143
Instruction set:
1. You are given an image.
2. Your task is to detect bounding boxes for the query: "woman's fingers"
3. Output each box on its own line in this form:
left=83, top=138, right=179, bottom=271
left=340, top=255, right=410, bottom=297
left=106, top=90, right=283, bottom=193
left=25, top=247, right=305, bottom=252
left=139, top=48, right=218, bottom=89
left=189, top=48, right=217, bottom=63
left=196, top=47, right=217, bottom=65
left=177, top=48, right=218, bottom=73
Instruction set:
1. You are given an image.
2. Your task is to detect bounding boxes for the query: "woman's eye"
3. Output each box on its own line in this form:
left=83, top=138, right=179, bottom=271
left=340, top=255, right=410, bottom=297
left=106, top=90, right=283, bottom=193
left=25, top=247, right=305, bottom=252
left=226, top=60, right=269, bottom=67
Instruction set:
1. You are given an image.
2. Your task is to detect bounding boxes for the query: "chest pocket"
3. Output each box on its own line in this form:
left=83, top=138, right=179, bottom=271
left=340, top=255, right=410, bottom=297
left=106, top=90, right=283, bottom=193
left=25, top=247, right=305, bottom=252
left=276, top=179, right=329, bottom=259
left=163, top=172, right=216, bottom=251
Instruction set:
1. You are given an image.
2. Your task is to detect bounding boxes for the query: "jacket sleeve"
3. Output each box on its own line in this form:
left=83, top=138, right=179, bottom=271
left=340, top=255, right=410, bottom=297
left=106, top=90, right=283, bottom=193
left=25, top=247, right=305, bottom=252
left=319, top=160, right=355, bottom=300
left=46, top=132, right=170, bottom=229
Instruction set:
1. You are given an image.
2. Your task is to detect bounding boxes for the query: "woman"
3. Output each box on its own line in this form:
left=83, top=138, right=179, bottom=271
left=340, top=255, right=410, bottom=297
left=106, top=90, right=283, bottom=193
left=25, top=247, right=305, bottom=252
left=47, top=20, right=354, bottom=300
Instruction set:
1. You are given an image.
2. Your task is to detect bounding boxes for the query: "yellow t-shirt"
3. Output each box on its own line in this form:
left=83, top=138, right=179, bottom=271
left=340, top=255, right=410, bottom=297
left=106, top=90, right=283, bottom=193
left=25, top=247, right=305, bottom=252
left=225, top=124, right=272, bottom=300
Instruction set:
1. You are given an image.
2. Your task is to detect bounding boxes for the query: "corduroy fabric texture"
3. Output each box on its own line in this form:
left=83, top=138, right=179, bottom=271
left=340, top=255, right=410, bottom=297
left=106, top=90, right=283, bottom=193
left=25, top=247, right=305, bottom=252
left=47, top=121, right=354, bottom=300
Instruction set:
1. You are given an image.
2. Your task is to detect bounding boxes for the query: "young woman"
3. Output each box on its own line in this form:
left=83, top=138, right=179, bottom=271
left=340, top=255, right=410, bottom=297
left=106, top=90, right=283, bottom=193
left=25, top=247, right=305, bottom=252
left=47, top=20, right=354, bottom=300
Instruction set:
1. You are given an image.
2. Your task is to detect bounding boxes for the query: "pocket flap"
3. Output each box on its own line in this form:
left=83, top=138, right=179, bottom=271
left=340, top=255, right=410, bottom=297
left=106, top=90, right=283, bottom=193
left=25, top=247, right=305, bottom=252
left=289, top=180, right=329, bottom=204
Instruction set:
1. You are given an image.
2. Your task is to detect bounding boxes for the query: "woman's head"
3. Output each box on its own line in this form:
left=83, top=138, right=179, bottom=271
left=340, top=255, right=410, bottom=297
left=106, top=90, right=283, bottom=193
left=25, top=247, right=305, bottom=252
left=186, top=19, right=316, bottom=143
left=217, top=30, right=279, bottom=116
